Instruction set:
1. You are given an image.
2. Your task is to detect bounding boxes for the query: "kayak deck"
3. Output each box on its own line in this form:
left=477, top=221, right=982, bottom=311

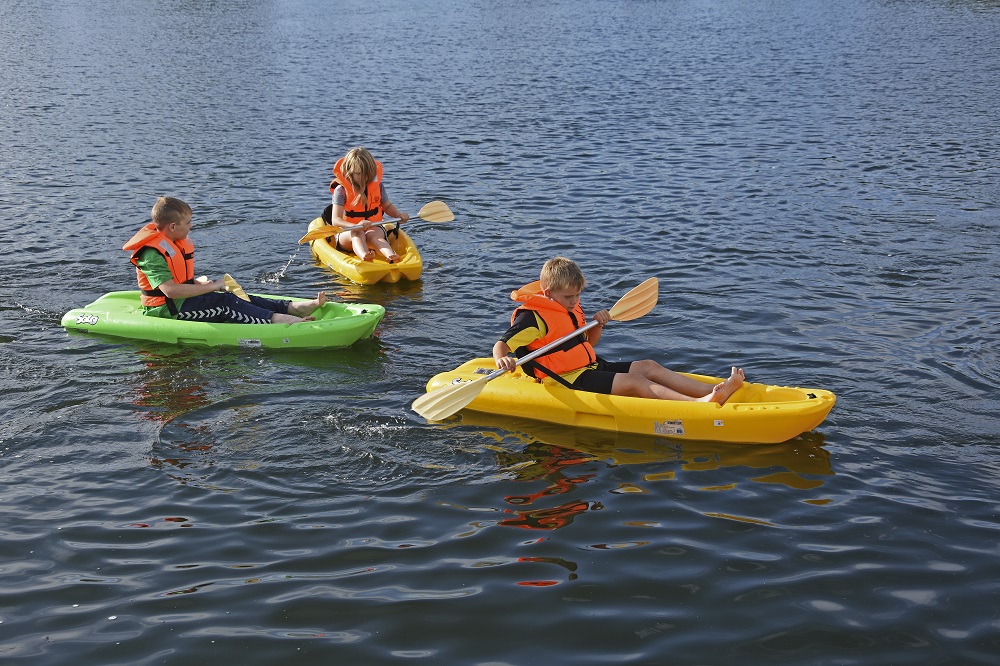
left=307, top=216, right=422, bottom=285
left=61, top=291, right=385, bottom=349
left=423, top=358, right=836, bottom=444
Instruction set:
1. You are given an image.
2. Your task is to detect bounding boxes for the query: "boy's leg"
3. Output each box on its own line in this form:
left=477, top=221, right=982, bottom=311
left=177, top=292, right=285, bottom=324
left=611, top=370, right=703, bottom=401
left=571, top=366, right=706, bottom=400
left=628, top=360, right=718, bottom=398
left=287, top=292, right=327, bottom=317
left=246, top=294, right=290, bottom=314
left=616, top=360, right=745, bottom=403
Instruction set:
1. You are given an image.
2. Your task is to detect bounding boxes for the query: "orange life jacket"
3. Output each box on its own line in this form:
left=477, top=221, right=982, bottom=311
left=123, top=223, right=195, bottom=311
left=510, top=283, right=597, bottom=379
left=330, top=158, right=384, bottom=222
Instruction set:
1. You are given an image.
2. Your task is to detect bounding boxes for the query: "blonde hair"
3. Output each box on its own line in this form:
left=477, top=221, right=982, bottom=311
left=151, top=196, right=192, bottom=228
left=340, top=147, right=378, bottom=210
left=540, top=257, right=586, bottom=292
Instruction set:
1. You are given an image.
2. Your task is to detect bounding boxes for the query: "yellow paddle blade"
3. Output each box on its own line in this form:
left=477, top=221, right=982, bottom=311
left=298, top=225, right=341, bottom=244
left=411, top=374, right=493, bottom=422
left=608, top=277, right=658, bottom=322
left=416, top=200, right=454, bottom=223
left=223, top=273, right=250, bottom=302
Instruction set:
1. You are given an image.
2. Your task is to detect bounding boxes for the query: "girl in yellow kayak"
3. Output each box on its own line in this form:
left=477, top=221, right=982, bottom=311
left=329, top=147, right=410, bottom=263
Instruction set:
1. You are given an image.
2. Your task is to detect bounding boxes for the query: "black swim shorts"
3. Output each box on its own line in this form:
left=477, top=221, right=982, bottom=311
left=570, top=359, right=634, bottom=394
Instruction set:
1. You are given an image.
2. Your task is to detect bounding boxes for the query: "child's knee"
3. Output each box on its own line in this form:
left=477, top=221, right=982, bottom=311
left=632, top=359, right=661, bottom=374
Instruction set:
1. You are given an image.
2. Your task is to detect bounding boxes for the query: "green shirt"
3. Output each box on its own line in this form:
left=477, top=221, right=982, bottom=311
left=134, top=247, right=185, bottom=318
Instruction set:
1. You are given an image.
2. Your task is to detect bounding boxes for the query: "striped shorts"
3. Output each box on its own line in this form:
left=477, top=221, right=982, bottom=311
left=177, top=292, right=290, bottom=325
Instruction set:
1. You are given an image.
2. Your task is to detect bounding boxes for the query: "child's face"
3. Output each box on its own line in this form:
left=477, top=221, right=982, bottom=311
left=164, top=213, right=192, bottom=241
left=544, top=286, right=582, bottom=311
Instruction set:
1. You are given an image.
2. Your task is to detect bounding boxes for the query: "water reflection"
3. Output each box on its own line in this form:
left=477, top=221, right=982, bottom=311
left=447, top=414, right=836, bottom=585
left=444, top=413, right=836, bottom=535
left=487, top=437, right=601, bottom=531
left=129, top=347, right=220, bottom=424
left=127, top=347, right=249, bottom=485
left=455, top=412, right=835, bottom=491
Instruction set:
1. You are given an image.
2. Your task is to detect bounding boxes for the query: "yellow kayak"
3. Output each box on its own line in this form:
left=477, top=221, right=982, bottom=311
left=306, top=215, right=422, bottom=285
left=423, top=358, right=836, bottom=444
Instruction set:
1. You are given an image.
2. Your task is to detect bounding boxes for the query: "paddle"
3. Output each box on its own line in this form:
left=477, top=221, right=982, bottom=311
left=223, top=273, right=250, bottom=302
left=298, top=200, right=454, bottom=244
left=411, top=277, right=659, bottom=422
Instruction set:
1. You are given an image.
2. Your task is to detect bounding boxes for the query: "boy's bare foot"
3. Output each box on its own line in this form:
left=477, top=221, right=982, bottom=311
left=288, top=292, right=327, bottom=317
left=700, top=367, right=745, bottom=405
left=362, top=249, right=376, bottom=262
left=385, top=252, right=401, bottom=264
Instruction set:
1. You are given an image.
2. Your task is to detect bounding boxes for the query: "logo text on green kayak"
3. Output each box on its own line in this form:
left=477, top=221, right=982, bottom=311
left=75, top=314, right=99, bottom=326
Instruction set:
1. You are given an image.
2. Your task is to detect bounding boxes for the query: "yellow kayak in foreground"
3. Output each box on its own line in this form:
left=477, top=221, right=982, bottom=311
left=306, top=215, right=422, bottom=285
left=423, top=358, right=836, bottom=444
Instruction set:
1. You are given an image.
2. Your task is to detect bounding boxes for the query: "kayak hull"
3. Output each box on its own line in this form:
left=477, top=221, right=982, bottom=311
left=307, top=216, right=422, bottom=284
left=424, top=358, right=836, bottom=444
left=61, top=291, right=385, bottom=349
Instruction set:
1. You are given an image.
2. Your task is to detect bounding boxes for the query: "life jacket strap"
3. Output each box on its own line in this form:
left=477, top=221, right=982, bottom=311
left=521, top=360, right=578, bottom=390
left=516, top=332, right=587, bottom=387
left=142, top=280, right=193, bottom=316
left=345, top=207, right=380, bottom=219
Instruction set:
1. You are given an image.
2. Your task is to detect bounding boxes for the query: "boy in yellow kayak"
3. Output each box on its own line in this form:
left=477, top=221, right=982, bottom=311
left=492, top=257, right=745, bottom=403
left=124, top=196, right=325, bottom=324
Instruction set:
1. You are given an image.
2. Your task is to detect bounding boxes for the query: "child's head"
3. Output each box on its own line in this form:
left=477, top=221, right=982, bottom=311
left=340, top=147, right=378, bottom=190
left=151, top=196, right=192, bottom=240
left=539, top=257, right=586, bottom=292
left=151, top=196, right=191, bottom=228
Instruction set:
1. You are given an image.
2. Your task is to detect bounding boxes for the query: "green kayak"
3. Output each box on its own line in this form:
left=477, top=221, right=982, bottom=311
left=61, top=291, right=385, bottom=349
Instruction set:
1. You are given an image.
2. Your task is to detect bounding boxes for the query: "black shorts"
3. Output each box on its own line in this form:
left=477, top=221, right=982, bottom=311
left=570, top=359, right=633, bottom=394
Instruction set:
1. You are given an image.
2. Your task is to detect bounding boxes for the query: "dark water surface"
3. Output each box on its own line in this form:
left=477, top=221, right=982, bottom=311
left=2, top=0, right=999, bottom=664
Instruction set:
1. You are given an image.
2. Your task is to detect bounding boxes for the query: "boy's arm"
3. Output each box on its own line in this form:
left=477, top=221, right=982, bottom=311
left=158, top=278, right=226, bottom=299
left=136, top=248, right=225, bottom=299
left=493, top=340, right=515, bottom=372
left=585, top=309, right=611, bottom=346
left=493, top=311, right=545, bottom=371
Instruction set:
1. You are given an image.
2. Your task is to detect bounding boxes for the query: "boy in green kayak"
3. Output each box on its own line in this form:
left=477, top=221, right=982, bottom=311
left=492, top=257, right=745, bottom=403
left=124, top=196, right=326, bottom=324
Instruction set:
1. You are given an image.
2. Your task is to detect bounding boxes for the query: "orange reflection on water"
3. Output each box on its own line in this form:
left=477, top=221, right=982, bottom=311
left=500, top=498, right=600, bottom=530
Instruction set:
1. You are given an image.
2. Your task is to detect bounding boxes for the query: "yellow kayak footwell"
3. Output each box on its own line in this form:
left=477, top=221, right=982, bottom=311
left=423, top=359, right=836, bottom=444
left=307, top=216, right=422, bottom=285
